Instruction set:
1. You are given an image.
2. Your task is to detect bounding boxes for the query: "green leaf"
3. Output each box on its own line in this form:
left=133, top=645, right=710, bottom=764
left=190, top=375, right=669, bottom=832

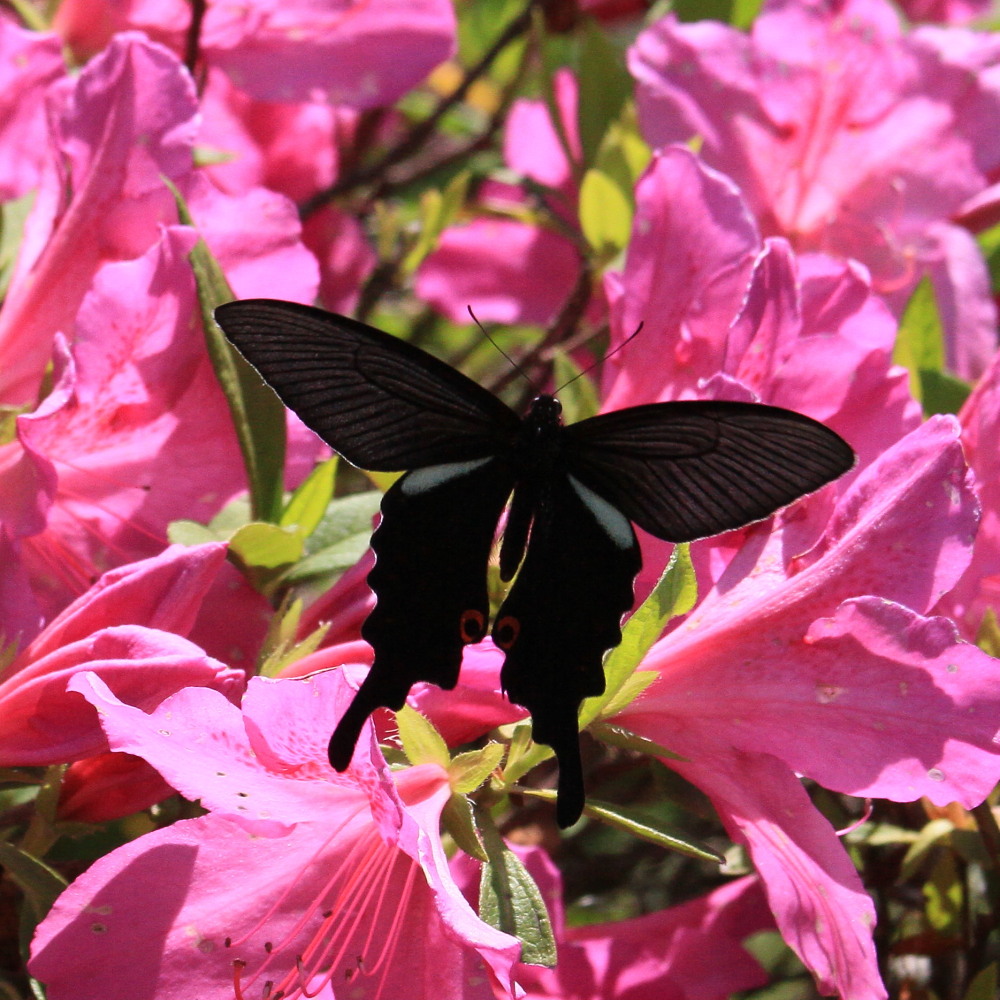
left=442, top=793, right=487, bottom=862
left=500, top=721, right=550, bottom=787
left=0, top=191, right=34, bottom=299
left=964, top=963, right=998, bottom=1000
left=396, top=705, right=450, bottom=769
left=402, top=171, right=471, bottom=274
left=167, top=520, right=220, bottom=546
left=977, top=216, right=1000, bottom=294
left=590, top=671, right=656, bottom=721
left=892, top=276, right=971, bottom=414
left=550, top=354, right=600, bottom=425
left=0, top=842, right=67, bottom=927
left=673, top=0, right=734, bottom=22
left=730, top=0, right=764, bottom=28
left=579, top=167, right=633, bottom=257
left=281, top=458, right=337, bottom=535
left=581, top=798, right=723, bottom=861
left=257, top=600, right=330, bottom=678
left=899, top=818, right=955, bottom=879
left=976, top=608, right=1000, bottom=658
left=281, top=532, right=373, bottom=585
left=229, top=522, right=303, bottom=570
left=588, top=722, right=685, bottom=761
left=169, top=179, right=287, bottom=523
left=477, top=809, right=556, bottom=966
left=449, top=742, right=506, bottom=795
left=280, top=490, right=383, bottom=585
left=575, top=20, right=633, bottom=168
left=919, top=368, right=972, bottom=416
left=208, top=496, right=253, bottom=535
left=924, top=850, right=962, bottom=934
left=305, top=491, right=383, bottom=549
left=595, top=109, right=652, bottom=191
left=581, top=544, right=696, bottom=728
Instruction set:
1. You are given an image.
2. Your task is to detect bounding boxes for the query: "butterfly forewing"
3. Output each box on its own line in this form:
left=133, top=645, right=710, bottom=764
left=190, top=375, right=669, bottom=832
left=562, top=401, right=856, bottom=542
left=215, top=299, right=520, bottom=471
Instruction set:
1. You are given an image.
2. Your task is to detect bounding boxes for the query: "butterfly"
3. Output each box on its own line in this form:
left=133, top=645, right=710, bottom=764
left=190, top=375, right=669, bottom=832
left=214, top=298, right=855, bottom=827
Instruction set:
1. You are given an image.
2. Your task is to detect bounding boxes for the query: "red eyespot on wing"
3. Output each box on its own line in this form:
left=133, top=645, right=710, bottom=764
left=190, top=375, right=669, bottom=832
left=494, top=615, right=520, bottom=650
left=460, top=609, right=487, bottom=642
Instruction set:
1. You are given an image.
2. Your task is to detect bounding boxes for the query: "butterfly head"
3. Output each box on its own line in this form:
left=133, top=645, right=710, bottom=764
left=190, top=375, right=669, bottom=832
left=527, top=395, right=563, bottom=427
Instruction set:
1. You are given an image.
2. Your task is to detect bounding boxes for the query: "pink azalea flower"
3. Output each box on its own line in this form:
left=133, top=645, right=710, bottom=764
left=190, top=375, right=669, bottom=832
left=0, top=530, right=43, bottom=648
left=610, top=416, right=1000, bottom=999
left=0, top=223, right=317, bottom=634
left=0, top=543, right=243, bottom=766
left=602, top=149, right=919, bottom=599
left=629, top=0, right=1000, bottom=378
left=417, top=70, right=583, bottom=326
left=280, top=639, right=524, bottom=749
left=417, top=217, right=583, bottom=326
left=0, top=33, right=199, bottom=406
left=458, top=846, right=773, bottom=1000
left=603, top=150, right=919, bottom=448
left=197, top=66, right=348, bottom=201
left=57, top=749, right=177, bottom=823
left=898, top=0, right=992, bottom=23
left=936, top=347, right=1000, bottom=638
left=0, top=20, right=65, bottom=199
left=51, top=0, right=190, bottom=59
left=29, top=668, right=522, bottom=1000
left=303, top=205, right=377, bottom=314
left=201, top=0, right=456, bottom=107
left=405, top=644, right=528, bottom=746
left=287, top=642, right=527, bottom=748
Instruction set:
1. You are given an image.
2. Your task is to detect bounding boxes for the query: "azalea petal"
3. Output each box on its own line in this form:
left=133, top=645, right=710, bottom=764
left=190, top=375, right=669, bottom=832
left=204, top=0, right=456, bottom=107
left=674, top=751, right=887, bottom=1000
left=33, top=671, right=521, bottom=1000
left=24, top=543, right=228, bottom=661
left=601, top=147, right=759, bottom=408
left=938, top=346, right=1000, bottom=635
left=417, top=218, right=581, bottom=326
left=0, top=626, right=242, bottom=765
left=0, top=34, right=198, bottom=404
left=0, top=22, right=65, bottom=199
left=68, top=671, right=362, bottom=823
left=629, top=5, right=1000, bottom=379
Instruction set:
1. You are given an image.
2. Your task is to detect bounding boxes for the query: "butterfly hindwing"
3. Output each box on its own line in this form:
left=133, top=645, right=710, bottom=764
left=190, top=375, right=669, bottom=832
left=494, top=473, right=641, bottom=827
left=328, top=456, right=515, bottom=769
left=562, top=400, right=855, bottom=542
left=215, top=299, right=520, bottom=471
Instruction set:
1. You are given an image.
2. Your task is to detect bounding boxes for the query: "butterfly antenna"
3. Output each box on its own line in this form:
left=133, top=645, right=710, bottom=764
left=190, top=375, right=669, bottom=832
left=467, top=306, right=536, bottom=391
left=555, top=322, right=644, bottom=393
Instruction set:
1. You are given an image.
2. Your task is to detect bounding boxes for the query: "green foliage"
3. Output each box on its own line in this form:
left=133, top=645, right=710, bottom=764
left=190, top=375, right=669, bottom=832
left=579, top=166, right=632, bottom=258
left=577, top=798, right=723, bottom=861
left=575, top=19, right=634, bottom=169
left=397, top=705, right=451, bottom=769
left=581, top=544, right=696, bottom=727
left=477, top=808, right=557, bottom=966
left=894, top=277, right=972, bottom=415
left=0, top=191, right=34, bottom=299
left=173, top=181, right=288, bottom=523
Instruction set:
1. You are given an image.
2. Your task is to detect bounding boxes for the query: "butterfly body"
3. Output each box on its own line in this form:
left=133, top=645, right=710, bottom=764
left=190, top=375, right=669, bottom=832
left=214, top=299, right=856, bottom=827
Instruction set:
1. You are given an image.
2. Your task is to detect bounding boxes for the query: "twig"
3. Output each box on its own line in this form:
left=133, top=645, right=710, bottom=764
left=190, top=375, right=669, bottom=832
left=300, top=0, right=543, bottom=217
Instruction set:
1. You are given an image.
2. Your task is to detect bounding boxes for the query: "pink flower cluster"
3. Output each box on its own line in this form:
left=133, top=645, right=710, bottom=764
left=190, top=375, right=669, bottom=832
left=2, top=1, right=1000, bottom=999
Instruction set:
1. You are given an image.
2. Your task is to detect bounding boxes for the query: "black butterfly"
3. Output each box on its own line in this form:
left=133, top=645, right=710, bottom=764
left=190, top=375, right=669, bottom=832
left=214, top=299, right=855, bottom=827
